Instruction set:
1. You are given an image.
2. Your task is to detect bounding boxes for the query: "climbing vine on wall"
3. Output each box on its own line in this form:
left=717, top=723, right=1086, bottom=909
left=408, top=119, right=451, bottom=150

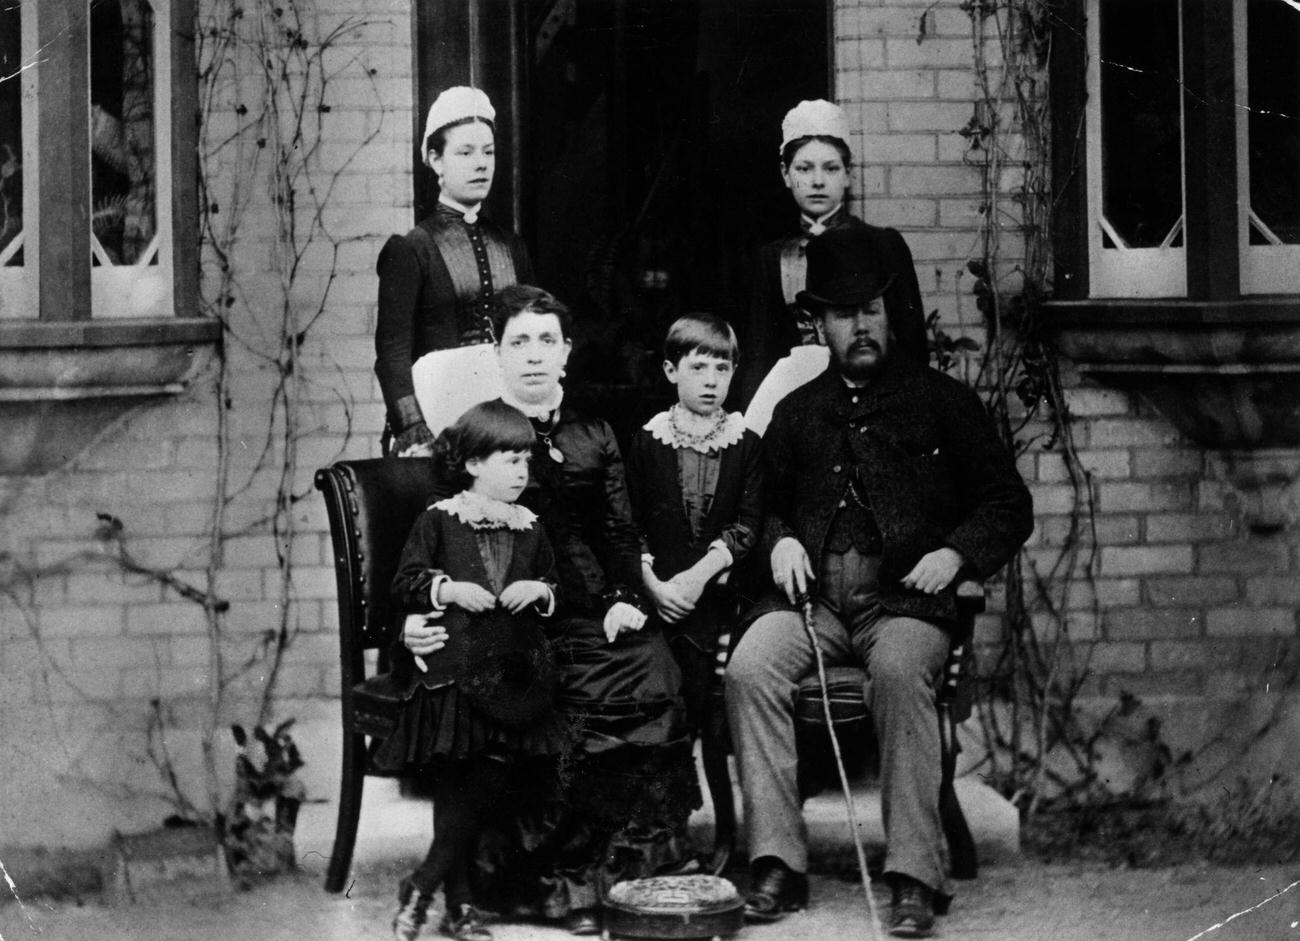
left=188, top=0, right=384, bottom=814
left=932, top=0, right=1112, bottom=811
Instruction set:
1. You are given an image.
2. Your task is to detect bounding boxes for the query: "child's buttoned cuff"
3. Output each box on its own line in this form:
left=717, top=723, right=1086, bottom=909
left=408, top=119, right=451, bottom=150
left=428, top=573, right=451, bottom=610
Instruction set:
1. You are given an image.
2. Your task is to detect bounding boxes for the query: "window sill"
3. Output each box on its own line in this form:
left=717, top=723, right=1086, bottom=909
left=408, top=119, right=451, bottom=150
left=1042, top=298, right=1300, bottom=450
left=0, top=318, right=221, bottom=474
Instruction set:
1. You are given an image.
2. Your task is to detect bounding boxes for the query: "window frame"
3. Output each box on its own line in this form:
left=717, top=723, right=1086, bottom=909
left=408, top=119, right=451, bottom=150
left=1234, top=0, right=1300, bottom=296
left=1, top=0, right=199, bottom=326
left=1084, top=0, right=1188, bottom=299
left=0, top=4, right=39, bottom=319
left=1051, top=0, right=1290, bottom=306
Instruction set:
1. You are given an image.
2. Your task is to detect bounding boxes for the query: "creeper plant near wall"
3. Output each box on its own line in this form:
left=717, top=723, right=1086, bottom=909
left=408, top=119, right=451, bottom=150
left=938, top=0, right=1300, bottom=826
left=193, top=0, right=385, bottom=816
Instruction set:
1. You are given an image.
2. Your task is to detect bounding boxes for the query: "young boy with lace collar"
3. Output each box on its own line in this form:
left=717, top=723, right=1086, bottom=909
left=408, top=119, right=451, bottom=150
left=626, top=313, right=763, bottom=737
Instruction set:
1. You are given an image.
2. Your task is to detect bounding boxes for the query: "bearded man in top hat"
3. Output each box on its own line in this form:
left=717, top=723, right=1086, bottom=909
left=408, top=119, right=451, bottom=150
left=726, top=226, right=1033, bottom=938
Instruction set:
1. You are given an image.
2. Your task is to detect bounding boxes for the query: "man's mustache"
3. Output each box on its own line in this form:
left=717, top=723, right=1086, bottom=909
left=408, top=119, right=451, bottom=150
left=849, top=338, right=881, bottom=353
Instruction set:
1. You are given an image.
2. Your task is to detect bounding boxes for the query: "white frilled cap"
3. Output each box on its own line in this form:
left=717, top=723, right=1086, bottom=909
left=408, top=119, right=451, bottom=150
left=421, top=86, right=496, bottom=163
left=779, top=99, right=851, bottom=154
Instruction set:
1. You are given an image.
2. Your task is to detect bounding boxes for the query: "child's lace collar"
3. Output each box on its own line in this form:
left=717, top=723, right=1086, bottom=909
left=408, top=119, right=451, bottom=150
left=434, top=490, right=536, bottom=531
left=643, top=405, right=746, bottom=454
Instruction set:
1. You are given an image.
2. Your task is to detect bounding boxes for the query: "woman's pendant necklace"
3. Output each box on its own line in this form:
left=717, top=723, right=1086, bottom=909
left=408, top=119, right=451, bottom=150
left=535, top=413, right=564, bottom=463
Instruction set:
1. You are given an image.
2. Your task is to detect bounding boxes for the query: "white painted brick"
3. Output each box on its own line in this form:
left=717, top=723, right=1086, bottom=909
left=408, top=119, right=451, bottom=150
left=855, top=69, right=936, bottom=99
left=890, top=164, right=981, bottom=196
left=886, top=36, right=975, bottom=69
left=38, top=605, right=126, bottom=639
left=126, top=603, right=211, bottom=636
left=857, top=132, right=939, bottom=164
left=71, top=637, right=169, bottom=670
left=63, top=571, right=163, bottom=606
left=888, top=100, right=976, bottom=134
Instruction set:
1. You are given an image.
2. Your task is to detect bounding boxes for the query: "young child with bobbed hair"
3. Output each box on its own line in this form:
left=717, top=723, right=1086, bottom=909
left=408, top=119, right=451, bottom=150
left=377, top=399, right=564, bottom=941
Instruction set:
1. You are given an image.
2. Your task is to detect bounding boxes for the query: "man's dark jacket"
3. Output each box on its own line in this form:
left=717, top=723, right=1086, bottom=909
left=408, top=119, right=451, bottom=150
left=754, top=357, right=1033, bottom=629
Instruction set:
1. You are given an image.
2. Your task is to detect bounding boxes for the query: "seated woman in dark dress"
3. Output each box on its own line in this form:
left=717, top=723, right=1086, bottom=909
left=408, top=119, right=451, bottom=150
left=405, top=285, right=696, bottom=936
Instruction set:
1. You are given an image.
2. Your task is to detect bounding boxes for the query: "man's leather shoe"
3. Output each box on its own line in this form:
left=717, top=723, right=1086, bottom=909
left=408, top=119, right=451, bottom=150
left=563, top=908, right=601, bottom=936
left=743, top=856, right=808, bottom=922
left=888, top=875, right=935, bottom=938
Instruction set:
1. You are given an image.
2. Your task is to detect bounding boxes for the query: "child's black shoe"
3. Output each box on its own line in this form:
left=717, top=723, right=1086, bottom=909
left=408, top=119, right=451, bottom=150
left=439, top=903, right=493, bottom=941
left=392, top=876, right=435, bottom=941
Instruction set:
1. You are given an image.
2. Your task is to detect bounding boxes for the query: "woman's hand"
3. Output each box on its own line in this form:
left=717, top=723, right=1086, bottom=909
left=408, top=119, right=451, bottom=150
left=499, top=580, right=552, bottom=613
left=402, top=612, right=448, bottom=657
left=439, top=580, right=497, bottom=612
left=603, top=601, right=648, bottom=643
left=394, top=421, right=435, bottom=458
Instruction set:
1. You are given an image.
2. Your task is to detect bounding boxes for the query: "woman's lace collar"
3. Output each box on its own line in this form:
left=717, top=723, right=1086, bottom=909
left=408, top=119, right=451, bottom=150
left=434, top=490, right=536, bottom=531
left=644, top=406, right=746, bottom=454
left=501, top=387, right=564, bottom=421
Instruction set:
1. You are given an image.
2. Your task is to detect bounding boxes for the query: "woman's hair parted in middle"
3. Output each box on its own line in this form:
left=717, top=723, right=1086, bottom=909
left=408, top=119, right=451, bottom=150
left=433, top=400, right=536, bottom=491
left=425, top=115, right=495, bottom=160
left=781, top=134, right=852, bottom=170
left=489, top=284, right=574, bottom=342
left=663, top=313, right=740, bottom=366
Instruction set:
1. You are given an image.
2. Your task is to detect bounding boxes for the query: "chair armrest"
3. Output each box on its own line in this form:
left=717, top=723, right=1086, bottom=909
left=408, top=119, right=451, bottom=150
left=955, top=578, right=985, bottom=619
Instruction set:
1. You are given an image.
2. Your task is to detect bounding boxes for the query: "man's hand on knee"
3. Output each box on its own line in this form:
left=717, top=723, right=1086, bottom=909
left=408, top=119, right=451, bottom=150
left=770, top=537, right=814, bottom=604
left=901, top=546, right=964, bottom=595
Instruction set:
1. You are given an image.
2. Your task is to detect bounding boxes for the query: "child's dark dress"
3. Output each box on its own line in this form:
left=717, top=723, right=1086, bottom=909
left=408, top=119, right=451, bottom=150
left=373, top=491, right=567, bottom=772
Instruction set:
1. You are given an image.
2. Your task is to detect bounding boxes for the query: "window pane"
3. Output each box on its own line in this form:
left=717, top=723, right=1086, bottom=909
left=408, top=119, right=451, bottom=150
left=90, top=0, right=157, bottom=267
left=1099, top=0, right=1184, bottom=249
left=1247, top=0, right=1300, bottom=246
left=1, top=0, right=22, bottom=266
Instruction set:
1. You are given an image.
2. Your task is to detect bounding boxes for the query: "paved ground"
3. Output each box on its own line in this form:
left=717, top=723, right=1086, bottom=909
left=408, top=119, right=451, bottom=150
left=7, top=856, right=1300, bottom=941
left=4, top=778, right=1298, bottom=940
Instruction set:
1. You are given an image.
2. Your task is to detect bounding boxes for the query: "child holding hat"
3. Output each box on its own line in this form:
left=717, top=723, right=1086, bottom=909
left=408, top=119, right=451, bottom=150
left=375, top=86, right=534, bottom=457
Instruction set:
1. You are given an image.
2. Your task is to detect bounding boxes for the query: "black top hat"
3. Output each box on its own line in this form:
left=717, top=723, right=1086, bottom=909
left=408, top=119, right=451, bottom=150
left=796, top=227, right=897, bottom=310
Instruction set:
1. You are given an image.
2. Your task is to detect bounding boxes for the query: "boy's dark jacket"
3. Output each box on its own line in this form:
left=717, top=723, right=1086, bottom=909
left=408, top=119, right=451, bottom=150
left=752, top=357, right=1033, bottom=629
left=626, top=422, right=764, bottom=646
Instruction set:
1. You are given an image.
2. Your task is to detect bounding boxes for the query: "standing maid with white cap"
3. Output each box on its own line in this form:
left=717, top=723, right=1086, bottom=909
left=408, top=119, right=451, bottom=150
left=375, top=87, right=534, bottom=456
left=737, top=99, right=927, bottom=416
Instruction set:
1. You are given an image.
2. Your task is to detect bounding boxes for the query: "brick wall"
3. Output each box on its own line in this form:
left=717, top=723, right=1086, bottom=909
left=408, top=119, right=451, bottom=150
left=3, top=0, right=1296, bottom=852
left=833, top=0, right=1300, bottom=793
left=0, top=0, right=410, bottom=848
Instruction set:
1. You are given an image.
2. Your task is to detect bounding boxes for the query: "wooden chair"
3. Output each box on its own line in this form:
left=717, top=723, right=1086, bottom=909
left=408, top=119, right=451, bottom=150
left=315, top=457, right=436, bottom=893
left=701, top=580, right=984, bottom=882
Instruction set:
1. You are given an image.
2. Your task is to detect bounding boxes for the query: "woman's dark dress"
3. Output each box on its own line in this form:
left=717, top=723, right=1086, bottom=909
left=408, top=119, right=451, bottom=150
left=429, top=403, right=695, bottom=917
left=374, top=203, right=534, bottom=440
left=736, top=208, right=927, bottom=408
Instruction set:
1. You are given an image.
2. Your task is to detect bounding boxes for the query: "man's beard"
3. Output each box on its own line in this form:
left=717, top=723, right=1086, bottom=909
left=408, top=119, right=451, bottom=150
left=832, top=342, right=887, bottom=382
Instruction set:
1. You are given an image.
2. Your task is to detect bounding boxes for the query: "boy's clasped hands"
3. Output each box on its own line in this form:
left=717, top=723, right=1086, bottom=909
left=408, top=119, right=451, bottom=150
left=643, top=569, right=709, bottom=623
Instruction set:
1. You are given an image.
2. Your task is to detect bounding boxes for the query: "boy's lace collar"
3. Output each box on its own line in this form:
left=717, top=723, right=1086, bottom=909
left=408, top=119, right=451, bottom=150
left=644, top=406, right=746, bottom=454
left=434, top=490, right=536, bottom=531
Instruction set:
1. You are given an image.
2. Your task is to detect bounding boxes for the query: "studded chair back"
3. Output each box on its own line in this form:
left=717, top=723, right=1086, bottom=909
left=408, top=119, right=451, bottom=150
left=315, top=457, right=435, bottom=892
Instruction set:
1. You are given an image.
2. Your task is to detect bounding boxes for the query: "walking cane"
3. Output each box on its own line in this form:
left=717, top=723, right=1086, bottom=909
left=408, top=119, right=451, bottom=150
left=798, top=594, right=886, bottom=941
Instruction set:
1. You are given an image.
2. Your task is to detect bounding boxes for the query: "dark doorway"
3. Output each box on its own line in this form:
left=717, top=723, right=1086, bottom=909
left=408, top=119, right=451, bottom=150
left=414, top=0, right=830, bottom=435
